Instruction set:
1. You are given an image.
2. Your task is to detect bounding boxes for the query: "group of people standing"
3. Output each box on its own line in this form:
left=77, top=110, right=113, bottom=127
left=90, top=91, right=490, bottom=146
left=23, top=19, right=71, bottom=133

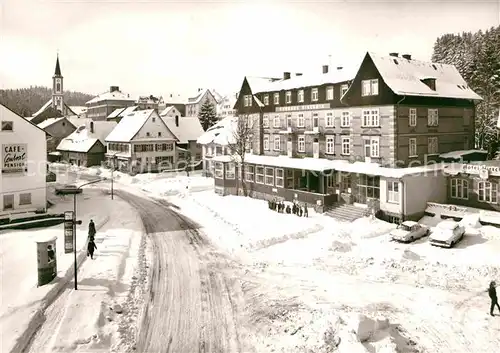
left=268, top=199, right=309, bottom=217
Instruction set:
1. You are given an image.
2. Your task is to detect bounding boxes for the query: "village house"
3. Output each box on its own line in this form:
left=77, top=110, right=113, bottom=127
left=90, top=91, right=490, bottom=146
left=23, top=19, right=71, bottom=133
left=56, top=120, right=117, bottom=167
left=216, top=93, right=238, bottom=119
left=0, top=104, right=47, bottom=216
left=185, top=88, right=219, bottom=117
left=136, top=95, right=165, bottom=110
left=210, top=51, right=482, bottom=223
left=164, top=92, right=187, bottom=116
left=161, top=115, right=204, bottom=166
left=85, top=86, right=136, bottom=121
left=105, top=109, right=178, bottom=173
left=37, top=117, right=76, bottom=156
left=159, top=105, right=182, bottom=118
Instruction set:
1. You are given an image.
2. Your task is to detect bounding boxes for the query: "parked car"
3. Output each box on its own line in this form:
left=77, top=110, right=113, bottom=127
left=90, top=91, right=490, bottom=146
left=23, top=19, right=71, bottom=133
left=55, top=184, right=82, bottom=195
left=429, top=220, right=465, bottom=248
left=390, top=221, right=429, bottom=243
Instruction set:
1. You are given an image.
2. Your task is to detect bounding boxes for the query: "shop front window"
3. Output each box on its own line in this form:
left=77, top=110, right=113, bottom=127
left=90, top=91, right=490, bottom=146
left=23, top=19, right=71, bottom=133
left=355, top=175, right=380, bottom=204
left=478, top=181, right=497, bottom=203
left=450, top=179, right=469, bottom=200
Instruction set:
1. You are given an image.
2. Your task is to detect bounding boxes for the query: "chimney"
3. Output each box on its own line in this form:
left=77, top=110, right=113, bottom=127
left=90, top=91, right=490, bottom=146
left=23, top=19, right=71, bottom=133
left=295, top=73, right=303, bottom=76
left=402, top=54, right=412, bottom=60
left=110, top=86, right=119, bottom=92
left=90, top=121, right=94, bottom=133
left=322, top=65, right=329, bottom=74
left=389, top=52, right=399, bottom=57
left=421, top=77, right=436, bottom=91
left=283, top=72, right=291, bottom=80
left=337, top=66, right=343, bottom=70
left=175, top=115, right=179, bottom=127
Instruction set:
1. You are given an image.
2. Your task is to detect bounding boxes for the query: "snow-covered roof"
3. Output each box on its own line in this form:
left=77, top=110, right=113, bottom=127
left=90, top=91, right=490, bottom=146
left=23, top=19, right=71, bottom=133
left=107, top=107, right=126, bottom=119
left=367, top=52, right=482, bottom=100
left=119, top=106, right=138, bottom=117
left=164, top=92, right=186, bottom=104
left=159, top=106, right=177, bottom=116
left=439, top=149, right=488, bottom=159
left=32, top=100, right=52, bottom=117
left=211, top=153, right=447, bottom=177
left=37, top=117, right=67, bottom=129
left=69, top=106, right=87, bottom=115
left=57, top=121, right=117, bottom=152
left=161, top=116, right=204, bottom=144
left=86, top=90, right=135, bottom=105
left=105, top=109, right=155, bottom=142
left=187, top=89, right=217, bottom=105
left=197, top=116, right=238, bottom=145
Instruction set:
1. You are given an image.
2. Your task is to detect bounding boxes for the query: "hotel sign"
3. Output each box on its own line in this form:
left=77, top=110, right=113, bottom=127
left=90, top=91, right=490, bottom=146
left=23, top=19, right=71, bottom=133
left=276, top=103, right=331, bottom=112
left=2, top=144, right=28, bottom=174
left=461, top=164, right=500, bottom=177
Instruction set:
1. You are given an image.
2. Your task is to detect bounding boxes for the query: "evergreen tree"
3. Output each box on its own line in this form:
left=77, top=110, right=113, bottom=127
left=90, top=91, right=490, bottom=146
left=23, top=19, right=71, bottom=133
left=198, top=98, right=218, bottom=131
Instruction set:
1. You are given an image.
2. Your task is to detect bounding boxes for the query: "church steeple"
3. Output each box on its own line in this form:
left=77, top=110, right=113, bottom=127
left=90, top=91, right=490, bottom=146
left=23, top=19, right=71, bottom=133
left=52, top=53, right=64, bottom=113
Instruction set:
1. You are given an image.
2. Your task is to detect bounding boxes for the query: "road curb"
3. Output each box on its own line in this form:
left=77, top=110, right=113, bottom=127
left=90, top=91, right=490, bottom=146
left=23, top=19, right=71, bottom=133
left=11, top=216, right=110, bottom=353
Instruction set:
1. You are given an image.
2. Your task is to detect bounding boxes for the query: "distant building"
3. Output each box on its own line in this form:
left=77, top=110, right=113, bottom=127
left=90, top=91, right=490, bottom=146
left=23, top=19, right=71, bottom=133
left=30, top=55, right=76, bottom=124
left=185, top=88, right=219, bottom=117
left=105, top=109, right=178, bottom=173
left=216, top=93, right=238, bottom=119
left=57, top=120, right=117, bottom=167
left=37, top=117, right=76, bottom=156
left=159, top=106, right=182, bottom=118
left=164, top=92, right=186, bottom=116
left=161, top=115, right=205, bottom=166
left=1, top=104, right=47, bottom=216
left=85, top=86, right=136, bottom=121
left=136, top=95, right=165, bottom=110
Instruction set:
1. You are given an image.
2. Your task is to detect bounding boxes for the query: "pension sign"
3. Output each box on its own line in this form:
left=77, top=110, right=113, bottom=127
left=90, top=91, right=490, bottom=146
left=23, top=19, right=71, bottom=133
left=2, top=144, right=28, bottom=174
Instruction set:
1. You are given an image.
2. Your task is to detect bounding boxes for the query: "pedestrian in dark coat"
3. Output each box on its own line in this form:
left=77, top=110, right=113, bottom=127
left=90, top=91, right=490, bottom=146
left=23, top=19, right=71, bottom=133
left=292, top=203, right=297, bottom=215
left=88, top=219, right=96, bottom=242
left=299, top=207, right=303, bottom=217
left=489, top=281, right=500, bottom=316
left=304, top=205, right=308, bottom=217
left=87, top=240, right=97, bottom=260
left=286, top=205, right=291, bottom=214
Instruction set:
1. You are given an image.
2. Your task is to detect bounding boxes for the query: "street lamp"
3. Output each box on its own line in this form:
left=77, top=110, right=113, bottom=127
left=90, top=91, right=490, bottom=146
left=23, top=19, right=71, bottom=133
left=110, top=153, right=118, bottom=200
left=71, top=177, right=107, bottom=290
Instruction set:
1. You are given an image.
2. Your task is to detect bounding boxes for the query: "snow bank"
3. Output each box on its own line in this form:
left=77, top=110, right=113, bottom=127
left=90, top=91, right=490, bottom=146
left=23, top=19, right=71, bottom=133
left=0, top=189, right=128, bottom=353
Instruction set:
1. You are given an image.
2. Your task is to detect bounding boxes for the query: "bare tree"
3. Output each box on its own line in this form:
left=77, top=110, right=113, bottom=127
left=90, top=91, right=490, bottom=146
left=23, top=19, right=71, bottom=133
left=226, top=114, right=256, bottom=196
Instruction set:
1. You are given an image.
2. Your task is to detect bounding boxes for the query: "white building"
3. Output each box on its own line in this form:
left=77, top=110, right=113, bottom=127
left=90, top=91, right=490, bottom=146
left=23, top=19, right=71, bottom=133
left=0, top=104, right=47, bottom=216
left=196, top=116, right=237, bottom=176
left=185, top=88, right=219, bottom=117
left=105, top=109, right=178, bottom=173
left=159, top=106, right=182, bottom=118
left=216, top=93, right=238, bottom=119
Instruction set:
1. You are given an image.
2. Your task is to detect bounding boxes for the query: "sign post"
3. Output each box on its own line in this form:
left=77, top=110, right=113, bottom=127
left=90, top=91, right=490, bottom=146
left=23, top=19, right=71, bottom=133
left=64, top=211, right=74, bottom=253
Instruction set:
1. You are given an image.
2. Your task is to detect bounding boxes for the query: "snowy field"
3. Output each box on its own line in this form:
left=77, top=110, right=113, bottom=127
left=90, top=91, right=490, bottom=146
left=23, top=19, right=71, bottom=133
left=0, top=186, right=146, bottom=353
left=50, top=163, right=500, bottom=353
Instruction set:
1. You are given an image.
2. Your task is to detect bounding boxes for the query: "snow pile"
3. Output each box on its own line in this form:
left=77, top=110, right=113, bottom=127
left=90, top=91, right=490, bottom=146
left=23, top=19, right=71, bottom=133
left=348, top=217, right=396, bottom=239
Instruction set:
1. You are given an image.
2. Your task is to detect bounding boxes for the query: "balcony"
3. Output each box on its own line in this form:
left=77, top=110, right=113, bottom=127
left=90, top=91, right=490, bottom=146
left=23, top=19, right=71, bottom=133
left=305, top=126, right=320, bottom=135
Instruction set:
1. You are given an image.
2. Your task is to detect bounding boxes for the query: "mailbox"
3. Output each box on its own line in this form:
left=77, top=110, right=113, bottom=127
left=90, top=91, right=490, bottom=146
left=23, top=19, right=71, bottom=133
left=36, top=236, right=57, bottom=286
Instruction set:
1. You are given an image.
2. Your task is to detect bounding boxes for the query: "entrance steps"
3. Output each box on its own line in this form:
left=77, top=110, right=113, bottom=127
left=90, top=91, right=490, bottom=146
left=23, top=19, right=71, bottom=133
left=325, top=203, right=368, bottom=222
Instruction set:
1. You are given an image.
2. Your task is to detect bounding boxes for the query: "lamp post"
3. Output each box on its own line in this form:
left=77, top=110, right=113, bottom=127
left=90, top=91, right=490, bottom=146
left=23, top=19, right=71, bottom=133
left=110, top=154, right=118, bottom=200
left=71, top=178, right=107, bottom=290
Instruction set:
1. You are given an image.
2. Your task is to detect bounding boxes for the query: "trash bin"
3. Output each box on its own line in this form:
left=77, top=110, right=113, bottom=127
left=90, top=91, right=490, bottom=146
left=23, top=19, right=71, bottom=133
left=36, top=236, right=57, bottom=286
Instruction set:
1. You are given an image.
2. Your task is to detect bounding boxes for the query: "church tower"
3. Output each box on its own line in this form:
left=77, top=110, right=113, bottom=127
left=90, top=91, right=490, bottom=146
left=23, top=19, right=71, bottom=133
left=52, top=54, right=64, bottom=113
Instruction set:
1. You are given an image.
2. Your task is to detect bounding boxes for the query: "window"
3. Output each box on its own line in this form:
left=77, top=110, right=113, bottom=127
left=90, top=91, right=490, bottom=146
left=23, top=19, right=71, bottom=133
left=274, top=93, right=280, bottom=105
left=387, top=181, right=399, bottom=203
left=158, top=132, right=162, bottom=137
left=3, top=194, right=14, bottom=210
left=361, top=79, right=379, bottom=96
left=286, top=169, right=294, bottom=188
left=1, top=121, right=13, bottom=131
left=312, top=113, right=319, bottom=128
left=273, top=115, right=281, bottom=128
left=256, top=166, right=264, bottom=184
left=326, top=86, right=334, bottom=100
left=428, top=137, right=438, bottom=154
left=286, top=114, right=292, bottom=129
left=275, top=168, right=284, bottom=187
left=464, top=136, right=469, bottom=150
left=428, top=109, right=439, bottom=126
left=409, top=138, right=417, bottom=157
left=478, top=181, right=498, bottom=203
left=326, top=135, right=335, bottom=154
left=325, top=112, right=334, bottom=127
left=245, top=165, right=254, bottom=182
left=341, top=137, right=350, bottom=155
left=243, top=94, right=252, bottom=107
left=311, top=88, right=318, bottom=101
left=146, top=132, right=151, bottom=137
left=297, top=135, right=305, bottom=152
left=214, top=162, right=223, bottom=178
left=286, top=91, right=292, bottom=103
left=450, top=179, right=468, bottom=199
left=362, top=109, right=379, bottom=127
left=298, top=90, right=304, bottom=103
left=363, top=137, right=379, bottom=157
left=297, top=113, right=305, bottom=127
left=225, top=162, right=235, bottom=179
left=263, top=134, right=270, bottom=150
left=341, top=84, right=349, bottom=97
left=263, top=115, right=269, bottom=128
left=341, top=111, right=350, bottom=127
left=265, top=167, right=274, bottom=186
left=409, top=108, right=417, bottom=127
left=152, top=117, right=156, bottom=122
left=274, top=135, right=280, bottom=151
left=263, top=95, right=269, bottom=105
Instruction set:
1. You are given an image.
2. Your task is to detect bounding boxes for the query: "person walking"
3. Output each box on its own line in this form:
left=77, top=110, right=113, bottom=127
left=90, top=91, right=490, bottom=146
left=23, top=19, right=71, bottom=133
left=88, top=219, right=96, bottom=242
left=87, top=239, right=97, bottom=260
left=489, top=281, right=500, bottom=316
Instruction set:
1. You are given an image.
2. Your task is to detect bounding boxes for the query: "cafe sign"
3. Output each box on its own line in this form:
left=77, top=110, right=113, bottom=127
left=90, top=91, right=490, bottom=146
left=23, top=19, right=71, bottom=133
left=2, top=144, right=28, bottom=174
left=461, top=164, right=500, bottom=178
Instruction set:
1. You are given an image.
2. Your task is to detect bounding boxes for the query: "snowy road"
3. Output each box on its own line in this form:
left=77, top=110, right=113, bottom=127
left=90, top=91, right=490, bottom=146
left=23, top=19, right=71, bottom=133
left=116, top=190, right=245, bottom=353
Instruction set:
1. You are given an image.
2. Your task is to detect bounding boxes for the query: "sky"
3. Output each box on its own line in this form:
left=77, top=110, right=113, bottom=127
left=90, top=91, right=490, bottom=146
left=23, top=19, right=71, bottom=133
left=1, top=0, right=499, bottom=100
